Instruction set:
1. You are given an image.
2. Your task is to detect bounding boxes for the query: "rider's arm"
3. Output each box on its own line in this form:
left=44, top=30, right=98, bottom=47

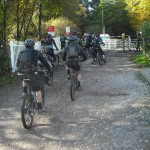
left=62, top=46, right=68, bottom=61
left=78, top=45, right=87, bottom=61
left=38, top=51, right=51, bottom=71
left=52, top=39, right=59, bottom=50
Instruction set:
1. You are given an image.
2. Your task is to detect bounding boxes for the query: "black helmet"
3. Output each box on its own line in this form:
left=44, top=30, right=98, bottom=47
left=47, top=34, right=52, bottom=38
left=41, top=39, right=45, bottom=45
left=24, top=39, right=35, bottom=47
left=69, top=35, right=75, bottom=41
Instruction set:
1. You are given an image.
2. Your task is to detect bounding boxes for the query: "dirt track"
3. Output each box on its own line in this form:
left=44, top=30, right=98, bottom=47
left=0, top=50, right=150, bottom=150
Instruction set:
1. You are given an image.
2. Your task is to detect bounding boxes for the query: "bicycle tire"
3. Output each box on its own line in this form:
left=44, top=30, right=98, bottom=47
left=21, top=94, right=34, bottom=129
left=70, top=75, right=75, bottom=101
left=97, top=53, right=105, bottom=65
left=46, top=69, right=53, bottom=86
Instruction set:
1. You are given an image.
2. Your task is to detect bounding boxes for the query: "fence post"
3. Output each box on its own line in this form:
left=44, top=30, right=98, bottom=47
left=10, top=41, right=15, bottom=72
left=128, top=35, right=131, bottom=51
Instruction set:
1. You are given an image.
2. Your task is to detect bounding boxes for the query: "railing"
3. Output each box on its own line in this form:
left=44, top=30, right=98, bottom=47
left=9, top=36, right=133, bottom=72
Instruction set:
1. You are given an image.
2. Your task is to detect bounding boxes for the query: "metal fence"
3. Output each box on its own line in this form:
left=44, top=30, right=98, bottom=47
left=9, top=36, right=135, bottom=72
left=102, top=35, right=135, bottom=51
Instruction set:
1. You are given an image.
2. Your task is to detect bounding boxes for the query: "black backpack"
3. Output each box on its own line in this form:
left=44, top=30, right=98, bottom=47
left=66, top=43, right=79, bottom=67
left=18, top=49, right=37, bottom=73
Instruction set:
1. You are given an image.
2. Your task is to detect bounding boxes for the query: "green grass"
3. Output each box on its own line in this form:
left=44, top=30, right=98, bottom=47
left=0, top=73, right=18, bottom=87
left=131, top=53, right=150, bottom=68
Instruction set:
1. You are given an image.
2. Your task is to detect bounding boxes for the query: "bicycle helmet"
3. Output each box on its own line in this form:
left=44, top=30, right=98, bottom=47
left=24, top=39, right=35, bottom=47
left=47, top=34, right=52, bottom=38
left=69, top=35, right=75, bottom=41
left=41, top=39, right=45, bottom=45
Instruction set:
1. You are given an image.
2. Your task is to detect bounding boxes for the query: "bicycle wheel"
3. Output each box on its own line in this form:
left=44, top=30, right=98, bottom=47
left=70, top=75, right=76, bottom=101
left=46, top=69, right=53, bottom=86
left=97, top=53, right=105, bottom=65
left=21, top=94, right=34, bottom=129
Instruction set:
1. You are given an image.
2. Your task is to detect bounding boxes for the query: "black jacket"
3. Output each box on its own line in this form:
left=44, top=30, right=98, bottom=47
left=17, top=48, right=51, bottom=72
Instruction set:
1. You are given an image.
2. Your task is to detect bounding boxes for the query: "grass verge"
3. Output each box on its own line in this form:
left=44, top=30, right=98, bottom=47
left=131, top=53, right=150, bottom=68
left=0, top=73, right=18, bottom=87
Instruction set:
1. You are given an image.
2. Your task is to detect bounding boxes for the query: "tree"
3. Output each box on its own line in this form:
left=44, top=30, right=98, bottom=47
left=125, top=0, right=150, bottom=30
left=98, top=0, right=134, bottom=35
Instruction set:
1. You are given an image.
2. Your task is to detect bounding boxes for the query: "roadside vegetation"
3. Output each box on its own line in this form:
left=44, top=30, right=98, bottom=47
left=131, top=53, right=150, bottom=68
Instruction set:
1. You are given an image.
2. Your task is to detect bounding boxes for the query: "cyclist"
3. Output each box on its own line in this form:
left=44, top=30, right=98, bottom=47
left=60, top=34, right=68, bottom=51
left=91, top=39, right=106, bottom=64
left=44, top=34, right=59, bottom=61
left=62, top=35, right=87, bottom=90
left=17, top=39, right=51, bottom=111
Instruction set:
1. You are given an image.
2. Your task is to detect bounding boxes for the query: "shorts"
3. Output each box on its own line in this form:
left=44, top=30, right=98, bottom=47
left=19, top=73, right=42, bottom=91
left=65, top=62, right=80, bottom=71
left=71, top=64, right=80, bottom=71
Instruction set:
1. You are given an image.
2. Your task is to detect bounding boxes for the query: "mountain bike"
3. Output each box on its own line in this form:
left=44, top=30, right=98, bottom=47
left=21, top=70, right=48, bottom=129
left=96, top=51, right=107, bottom=65
left=91, top=46, right=107, bottom=65
left=69, top=67, right=79, bottom=101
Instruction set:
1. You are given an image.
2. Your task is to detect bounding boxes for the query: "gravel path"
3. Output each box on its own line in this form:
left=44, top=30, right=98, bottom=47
left=0, top=50, right=150, bottom=150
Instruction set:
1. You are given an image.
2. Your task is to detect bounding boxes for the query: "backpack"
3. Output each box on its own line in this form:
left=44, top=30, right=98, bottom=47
left=18, top=49, right=37, bottom=73
left=66, top=43, right=79, bottom=67
left=67, top=43, right=78, bottom=58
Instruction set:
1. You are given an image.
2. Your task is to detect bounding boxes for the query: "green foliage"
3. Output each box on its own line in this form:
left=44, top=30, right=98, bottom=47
left=99, top=0, right=134, bottom=35
left=45, top=17, right=77, bottom=36
left=140, top=21, right=150, bottom=38
left=125, top=0, right=150, bottom=30
left=84, top=24, right=101, bottom=33
left=0, top=73, right=17, bottom=87
left=131, top=53, right=150, bottom=68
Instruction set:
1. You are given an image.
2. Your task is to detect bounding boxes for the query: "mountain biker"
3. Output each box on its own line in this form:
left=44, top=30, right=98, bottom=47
left=62, top=35, right=87, bottom=90
left=17, top=39, right=51, bottom=111
left=44, top=34, right=59, bottom=61
left=91, top=39, right=106, bottom=64
left=76, top=32, right=84, bottom=47
left=60, top=34, right=68, bottom=51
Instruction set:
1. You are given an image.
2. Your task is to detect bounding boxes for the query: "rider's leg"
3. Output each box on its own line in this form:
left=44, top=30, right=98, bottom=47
left=75, top=65, right=82, bottom=90
left=36, top=91, right=43, bottom=110
left=31, top=74, right=43, bottom=110
left=36, top=91, right=42, bottom=103
left=91, top=50, right=96, bottom=63
left=47, top=48, right=56, bottom=61
left=66, top=65, right=71, bottom=79
left=50, top=48, right=56, bottom=61
left=22, top=81, right=27, bottom=94
left=99, top=47, right=106, bottom=59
